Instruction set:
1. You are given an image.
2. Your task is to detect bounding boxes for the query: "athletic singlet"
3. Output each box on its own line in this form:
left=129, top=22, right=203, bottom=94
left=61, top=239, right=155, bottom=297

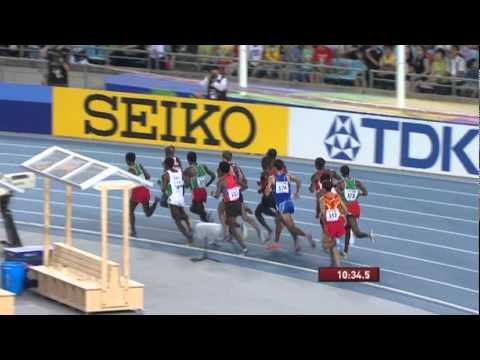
left=190, top=164, right=209, bottom=190
left=273, top=173, right=291, bottom=204
left=229, top=161, right=245, bottom=187
left=341, top=177, right=359, bottom=203
left=166, top=170, right=184, bottom=206
left=133, top=163, right=144, bottom=178
left=223, top=174, right=241, bottom=202
left=323, top=192, right=342, bottom=223
left=260, top=168, right=276, bottom=193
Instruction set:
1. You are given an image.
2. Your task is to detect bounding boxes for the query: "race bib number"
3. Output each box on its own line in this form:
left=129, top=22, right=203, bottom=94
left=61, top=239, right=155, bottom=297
left=172, top=177, right=184, bottom=188
left=325, top=209, right=340, bottom=222
left=197, top=175, right=208, bottom=188
left=227, top=187, right=240, bottom=201
left=275, top=181, right=289, bottom=194
left=344, top=189, right=358, bottom=202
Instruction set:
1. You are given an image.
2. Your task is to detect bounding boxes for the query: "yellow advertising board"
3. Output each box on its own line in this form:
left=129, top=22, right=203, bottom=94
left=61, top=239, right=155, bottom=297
left=53, top=87, right=289, bottom=156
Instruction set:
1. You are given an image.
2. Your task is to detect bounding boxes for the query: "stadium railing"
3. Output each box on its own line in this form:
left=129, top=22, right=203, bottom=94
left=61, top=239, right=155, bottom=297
left=0, top=45, right=477, bottom=100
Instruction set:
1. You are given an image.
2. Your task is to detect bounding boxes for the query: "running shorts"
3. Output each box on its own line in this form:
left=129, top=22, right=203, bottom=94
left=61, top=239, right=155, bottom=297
left=192, top=188, right=208, bottom=203
left=277, top=199, right=295, bottom=215
left=262, top=193, right=276, bottom=210
left=346, top=201, right=361, bottom=218
left=131, top=186, right=151, bottom=204
left=225, top=200, right=242, bottom=218
left=325, top=215, right=347, bottom=239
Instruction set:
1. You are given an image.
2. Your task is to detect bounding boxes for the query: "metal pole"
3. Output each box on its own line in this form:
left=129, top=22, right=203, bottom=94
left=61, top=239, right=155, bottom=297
left=239, top=45, right=248, bottom=96
left=65, top=184, right=73, bottom=246
left=396, top=45, right=406, bottom=109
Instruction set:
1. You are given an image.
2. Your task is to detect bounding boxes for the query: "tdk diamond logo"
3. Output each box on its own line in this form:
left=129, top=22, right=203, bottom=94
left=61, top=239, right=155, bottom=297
left=324, top=115, right=361, bottom=161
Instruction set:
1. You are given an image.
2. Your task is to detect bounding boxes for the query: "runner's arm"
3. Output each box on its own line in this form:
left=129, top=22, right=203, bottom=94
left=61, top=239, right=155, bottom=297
left=357, top=180, right=368, bottom=197
left=289, top=174, right=302, bottom=199
left=264, top=175, right=275, bottom=197
left=205, top=166, right=216, bottom=188
left=183, top=168, right=192, bottom=189
left=161, top=173, right=169, bottom=193
left=319, top=197, right=326, bottom=221
left=211, top=179, right=225, bottom=199
left=309, top=173, right=316, bottom=193
left=140, top=164, right=151, bottom=180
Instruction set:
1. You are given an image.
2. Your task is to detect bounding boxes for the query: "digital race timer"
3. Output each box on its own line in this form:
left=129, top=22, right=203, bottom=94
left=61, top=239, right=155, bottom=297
left=319, top=267, right=380, bottom=282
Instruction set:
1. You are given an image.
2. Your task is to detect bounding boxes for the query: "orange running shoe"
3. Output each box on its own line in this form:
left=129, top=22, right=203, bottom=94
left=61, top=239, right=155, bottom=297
left=268, top=242, right=281, bottom=251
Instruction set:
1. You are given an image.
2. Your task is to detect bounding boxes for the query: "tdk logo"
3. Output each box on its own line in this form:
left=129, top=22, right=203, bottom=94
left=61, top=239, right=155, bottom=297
left=324, top=115, right=361, bottom=161
left=362, top=118, right=479, bottom=175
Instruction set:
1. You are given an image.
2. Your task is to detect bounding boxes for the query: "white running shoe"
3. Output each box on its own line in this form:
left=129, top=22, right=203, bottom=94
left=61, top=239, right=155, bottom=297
left=241, top=247, right=249, bottom=256
left=369, top=230, right=376, bottom=243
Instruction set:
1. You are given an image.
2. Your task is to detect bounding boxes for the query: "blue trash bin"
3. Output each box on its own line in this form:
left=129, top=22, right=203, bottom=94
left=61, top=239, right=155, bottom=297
left=1, top=261, right=26, bottom=295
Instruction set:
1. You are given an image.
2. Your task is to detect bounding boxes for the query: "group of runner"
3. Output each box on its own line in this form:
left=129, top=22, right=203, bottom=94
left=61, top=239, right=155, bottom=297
left=125, top=145, right=375, bottom=265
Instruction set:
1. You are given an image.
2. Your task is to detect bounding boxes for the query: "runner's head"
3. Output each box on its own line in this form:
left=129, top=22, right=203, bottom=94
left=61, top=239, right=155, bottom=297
left=219, top=161, right=231, bottom=176
left=165, top=157, right=175, bottom=170
left=187, top=151, right=197, bottom=165
left=340, top=165, right=350, bottom=178
left=322, top=179, right=333, bottom=192
left=165, top=145, right=175, bottom=158
left=267, top=148, right=277, bottom=159
left=125, top=152, right=136, bottom=166
left=273, top=159, right=286, bottom=172
left=320, top=173, right=331, bottom=183
left=261, top=155, right=275, bottom=171
left=222, top=151, right=233, bottom=162
left=315, top=157, right=325, bottom=171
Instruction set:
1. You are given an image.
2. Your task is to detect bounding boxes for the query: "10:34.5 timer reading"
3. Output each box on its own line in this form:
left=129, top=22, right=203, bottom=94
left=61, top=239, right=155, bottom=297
left=319, top=267, right=380, bottom=282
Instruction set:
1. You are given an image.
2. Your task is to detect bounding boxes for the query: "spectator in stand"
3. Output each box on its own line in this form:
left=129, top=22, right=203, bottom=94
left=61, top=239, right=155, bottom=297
left=264, top=45, right=282, bottom=79
left=458, top=58, right=479, bottom=97
left=149, top=45, right=166, bottom=70
left=411, top=45, right=430, bottom=91
left=311, top=45, right=334, bottom=83
left=70, top=48, right=90, bottom=65
left=300, top=45, right=315, bottom=82
left=284, top=45, right=302, bottom=81
left=360, top=45, right=383, bottom=86
left=41, top=46, right=71, bottom=87
left=448, top=45, right=466, bottom=94
left=460, top=45, right=479, bottom=63
left=418, top=48, right=450, bottom=94
left=375, top=45, right=396, bottom=89
left=248, top=45, right=264, bottom=77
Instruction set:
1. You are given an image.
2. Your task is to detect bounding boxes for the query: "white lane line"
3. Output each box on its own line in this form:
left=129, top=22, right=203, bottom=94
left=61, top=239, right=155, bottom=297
left=16, top=186, right=480, bottom=243
left=9, top=202, right=480, bottom=289
left=0, top=142, right=475, bottom=196
left=5, top=218, right=479, bottom=315
left=1, top=159, right=476, bottom=222
left=367, top=192, right=477, bottom=210
left=1, top=133, right=476, bottom=185
left=21, top=186, right=480, bottom=254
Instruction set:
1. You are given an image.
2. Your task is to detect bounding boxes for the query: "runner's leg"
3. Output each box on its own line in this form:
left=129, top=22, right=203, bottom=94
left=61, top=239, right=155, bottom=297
left=129, top=200, right=139, bottom=236
left=142, top=197, right=159, bottom=218
left=170, top=205, right=193, bottom=244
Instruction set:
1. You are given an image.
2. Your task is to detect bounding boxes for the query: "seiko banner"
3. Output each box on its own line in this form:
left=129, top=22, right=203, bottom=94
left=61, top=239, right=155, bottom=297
left=53, top=87, right=289, bottom=156
left=288, top=108, right=479, bottom=178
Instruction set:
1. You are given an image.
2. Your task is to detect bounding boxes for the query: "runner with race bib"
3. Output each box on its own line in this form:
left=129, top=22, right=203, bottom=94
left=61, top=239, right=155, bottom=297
left=162, top=157, right=193, bottom=245
left=309, top=158, right=341, bottom=219
left=184, top=151, right=216, bottom=223
left=319, top=179, right=349, bottom=267
left=125, top=152, right=159, bottom=237
left=265, top=159, right=314, bottom=252
left=337, top=165, right=375, bottom=259
left=211, top=161, right=248, bottom=255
